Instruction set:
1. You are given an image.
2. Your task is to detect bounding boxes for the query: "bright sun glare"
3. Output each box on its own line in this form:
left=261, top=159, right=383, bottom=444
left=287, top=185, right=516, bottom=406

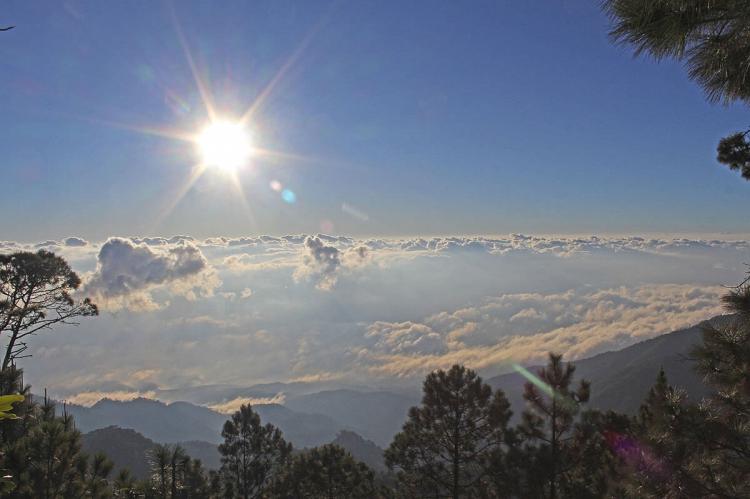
left=197, top=121, right=253, bottom=171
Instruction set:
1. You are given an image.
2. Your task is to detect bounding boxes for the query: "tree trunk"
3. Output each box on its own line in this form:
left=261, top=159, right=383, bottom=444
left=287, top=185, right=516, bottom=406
left=453, top=408, right=460, bottom=499
left=550, top=397, right=557, bottom=499
left=2, top=291, right=32, bottom=371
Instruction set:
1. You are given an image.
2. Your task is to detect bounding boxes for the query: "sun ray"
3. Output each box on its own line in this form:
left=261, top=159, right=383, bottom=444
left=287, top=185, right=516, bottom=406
left=113, top=123, right=197, bottom=143
left=149, top=162, right=208, bottom=232
left=169, top=2, right=218, bottom=122
left=130, top=126, right=196, bottom=143
left=252, top=146, right=376, bottom=174
left=239, top=21, right=323, bottom=126
left=227, top=172, right=258, bottom=232
left=250, top=147, right=321, bottom=164
left=71, top=115, right=199, bottom=143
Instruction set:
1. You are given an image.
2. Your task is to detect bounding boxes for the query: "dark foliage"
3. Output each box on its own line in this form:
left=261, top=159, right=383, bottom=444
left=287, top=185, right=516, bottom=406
left=604, top=0, right=750, bottom=103
left=0, top=383, right=114, bottom=498
left=271, top=444, right=378, bottom=498
left=385, top=365, right=513, bottom=499
left=516, top=354, right=614, bottom=498
left=604, top=0, right=750, bottom=182
left=717, top=130, right=750, bottom=180
left=0, top=250, right=97, bottom=370
left=218, top=404, right=292, bottom=499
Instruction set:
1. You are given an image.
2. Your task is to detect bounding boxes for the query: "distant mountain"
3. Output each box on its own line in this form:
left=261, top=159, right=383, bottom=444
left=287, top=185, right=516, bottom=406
left=70, top=390, right=415, bottom=451
left=286, top=390, right=419, bottom=447
left=254, top=404, right=341, bottom=448
left=487, top=321, right=712, bottom=418
left=68, top=398, right=345, bottom=449
left=81, top=426, right=221, bottom=480
left=68, top=398, right=226, bottom=443
left=72, top=319, right=717, bottom=456
left=331, top=430, right=386, bottom=472
left=81, top=426, right=154, bottom=479
left=152, top=380, right=379, bottom=406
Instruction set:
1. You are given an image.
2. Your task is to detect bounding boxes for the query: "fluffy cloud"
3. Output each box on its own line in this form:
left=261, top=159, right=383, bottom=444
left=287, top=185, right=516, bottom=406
left=354, top=284, right=726, bottom=378
left=295, top=236, right=342, bottom=290
left=207, top=393, right=287, bottom=414
left=66, top=390, right=158, bottom=407
left=293, top=236, right=369, bottom=290
left=85, top=237, right=220, bottom=310
left=366, top=321, right=447, bottom=355
left=63, top=237, right=88, bottom=247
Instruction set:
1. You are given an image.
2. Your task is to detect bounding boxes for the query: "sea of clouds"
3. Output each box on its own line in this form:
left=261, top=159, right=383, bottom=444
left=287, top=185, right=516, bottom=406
left=2, top=233, right=747, bottom=405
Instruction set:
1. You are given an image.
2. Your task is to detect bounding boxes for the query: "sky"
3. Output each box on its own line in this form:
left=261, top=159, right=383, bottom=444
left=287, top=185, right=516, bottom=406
left=1, top=2, right=749, bottom=408
left=1, top=0, right=748, bottom=240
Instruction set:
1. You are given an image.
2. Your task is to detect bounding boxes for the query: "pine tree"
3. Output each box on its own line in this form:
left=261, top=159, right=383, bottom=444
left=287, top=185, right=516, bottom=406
left=169, top=445, right=188, bottom=498
left=612, top=368, right=697, bottom=498
left=146, top=444, right=212, bottom=498
left=149, top=443, right=172, bottom=499
left=113, top=468, right=138, bottom=497
left=0, top=250, right=98, bottom=370
left=604, top=0, right=750, bottom=104
left=271, top=444, right=378, bottom=499
left=612, top=281, right=750, bottom=497
left=384, top=364, right=513, bottom=499
left=218, top=404, right=291, bottom=499
left=684, top=282, right=750, bottom=496
left=517, top=353, right=610, bottom=499
left=603, top=0, right=750, bottom=181
left=181, top=458, right=212, bottom=498
left=1, top=392, right=114, bottom=498
left=81, top=452, right=115, bottom=498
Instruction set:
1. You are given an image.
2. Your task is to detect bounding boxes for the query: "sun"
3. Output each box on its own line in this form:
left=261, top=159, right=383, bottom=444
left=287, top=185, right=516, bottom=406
left=197, top=121, right=253, bottom=171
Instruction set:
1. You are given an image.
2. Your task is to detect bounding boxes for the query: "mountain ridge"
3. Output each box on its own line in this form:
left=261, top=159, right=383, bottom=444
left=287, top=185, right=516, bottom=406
left=69, top=318, right=717, bottom=451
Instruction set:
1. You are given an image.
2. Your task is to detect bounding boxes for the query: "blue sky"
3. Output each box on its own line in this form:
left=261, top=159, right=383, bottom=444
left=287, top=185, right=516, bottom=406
left=1, top=0, right=748, bottom=241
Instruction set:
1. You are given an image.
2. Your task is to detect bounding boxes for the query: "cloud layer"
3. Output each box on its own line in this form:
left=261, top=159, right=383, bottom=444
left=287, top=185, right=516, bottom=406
left=1, top=233, right=746, bottom=404
left=354, top=284, right=725, bottom=378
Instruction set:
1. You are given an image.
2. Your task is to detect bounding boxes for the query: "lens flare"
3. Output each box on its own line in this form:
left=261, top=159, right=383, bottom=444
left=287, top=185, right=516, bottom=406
left=513, top=364, right=555, bottom=397
left=281, top=189, right=296, bottom=203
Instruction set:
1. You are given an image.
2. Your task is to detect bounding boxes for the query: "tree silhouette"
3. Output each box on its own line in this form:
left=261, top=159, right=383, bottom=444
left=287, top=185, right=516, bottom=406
left=385, top=364, right=513, bottom=499
left=614, top=368, right=698, bottom=497
left=603, top=0, right=750, bottom=181
left=81, top=452, right=115, bottom=498
left=683, top=281, right=750, bottom=496
left=218, top=404, right=291, bottom=499
left=717, top=130, right=750, bottom=180
left=169, top=445, right=188, bottom=498
left=1, top=393, right=113, bottom=498
left=604, top=0, right=750, bottom=103
left=517, top=353, right=601, bottom=499
left=145, top=444, right=211, bottom=498
left=149, top=443, right=172, bottom=499
left=272, top=444, right=377, bottom=499
left=181, top=457, right=212, bottom=498
left=113, top=468, right=137, bottom=497
left=0, top=250, right=97, bottom=370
